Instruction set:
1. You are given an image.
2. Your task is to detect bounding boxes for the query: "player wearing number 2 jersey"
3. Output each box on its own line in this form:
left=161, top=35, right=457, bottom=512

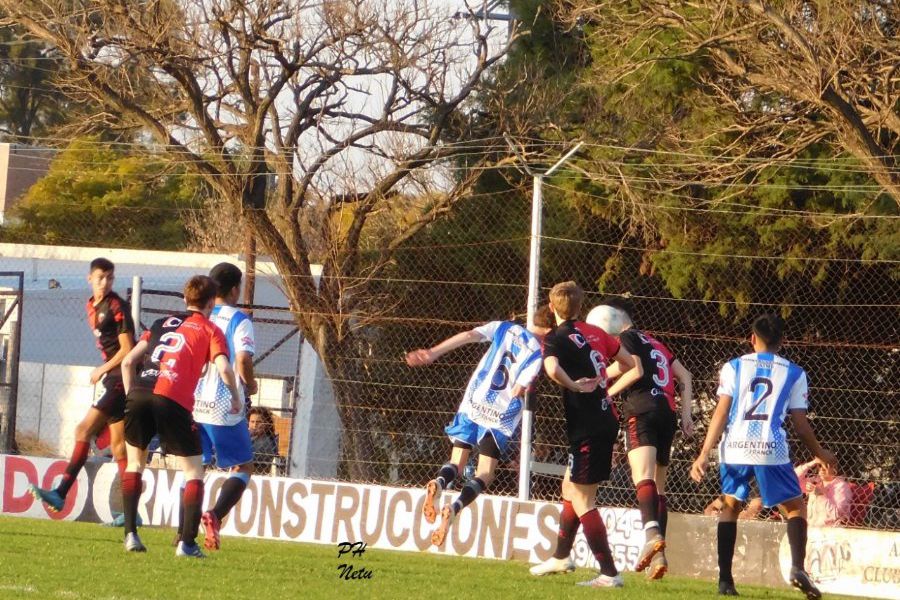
left=589, top=297, right=694, bottom=580
left=691, top=314, right=836, bottom=599
left=119, top=276, right=242, bottom=559
left=406, top=319, right=543, bottom=548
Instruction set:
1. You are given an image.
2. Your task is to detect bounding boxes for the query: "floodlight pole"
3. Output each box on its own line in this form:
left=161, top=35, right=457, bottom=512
left=514, top=139, right=583, bottom=502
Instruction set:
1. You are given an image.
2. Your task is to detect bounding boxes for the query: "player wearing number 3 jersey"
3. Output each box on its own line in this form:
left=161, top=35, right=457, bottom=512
left=589, top=297, right=694, bottom=581
left=691, top=314, right=836, bottom=599
left=406, top=319, right=543, bottom=548
left=119, top=276, right=242, bottom=559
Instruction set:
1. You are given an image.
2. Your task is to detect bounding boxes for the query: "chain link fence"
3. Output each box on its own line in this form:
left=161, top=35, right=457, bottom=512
left=3, top=188, right=898, bottom=532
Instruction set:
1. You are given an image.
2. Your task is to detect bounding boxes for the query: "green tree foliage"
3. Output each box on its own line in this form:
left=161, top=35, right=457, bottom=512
left=5, top=139, right=202, bottom=249
left=503, top=0, right=899, bottom=312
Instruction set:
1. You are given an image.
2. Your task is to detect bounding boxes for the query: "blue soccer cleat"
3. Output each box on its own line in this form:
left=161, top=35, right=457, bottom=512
left=29, top=485, right=64, bottom=513
left=176, top=541, right=206, bottom=559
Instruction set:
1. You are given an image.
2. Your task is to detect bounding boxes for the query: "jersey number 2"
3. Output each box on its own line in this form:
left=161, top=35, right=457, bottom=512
left=743, top=377, right=773, bottom=421
left=151, top=332, right=186, bottom=366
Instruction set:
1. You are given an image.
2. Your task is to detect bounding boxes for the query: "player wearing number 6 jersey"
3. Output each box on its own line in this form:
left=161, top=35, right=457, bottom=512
left=119, top=276, right=242, bottom=559
left=588, top=297, right=694, bottom=580
left=406, top=319, right=543, bottom=548
left=690, top=314, right=836, bottom=599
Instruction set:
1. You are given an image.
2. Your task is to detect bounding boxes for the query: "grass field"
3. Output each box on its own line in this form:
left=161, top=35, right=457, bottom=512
left=0, top=516, right=858, bottom=600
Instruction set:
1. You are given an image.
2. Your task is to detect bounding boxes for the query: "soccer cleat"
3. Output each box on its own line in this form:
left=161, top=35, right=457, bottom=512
left=718, top=580, right=740, bottom=596
left=646, top=550, right=668, bottom=580
left=124, top=532, right=147, bottom=553
left=176, top=541, right=207, bottom=559
left=29, top=485, right=64, bottom=513
left=790, top=567, right=822, bottom=600
left=635, top=533, right=666, bottom=572
left=423, top=480, right=440, bottom=524
left=529, top=556, right=576, bottom=576
left=576, top=573, right=624, bottom=588
left=431, top=505, right=457, bottom=547
left=201, top=511, right=221, bottom=550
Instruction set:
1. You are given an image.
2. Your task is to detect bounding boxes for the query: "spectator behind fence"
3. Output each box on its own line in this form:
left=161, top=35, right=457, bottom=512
left=795, top=459, right=853, bottom=527
left=248, top=407, right=280, bottom=475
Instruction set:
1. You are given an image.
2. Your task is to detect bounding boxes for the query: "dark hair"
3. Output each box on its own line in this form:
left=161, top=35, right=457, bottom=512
left=533, top=303, right=555, bottom=329
left=248, top=407, right=276, bottom=437
left=184, top=275, right=218, bottom=308
left=209, top=262, right=243, bottom=298
left=600, top=296, right=634, bottom=320
left=752, top=313, right=785, bottom=347
left=90, top=257, right=115, bottom=273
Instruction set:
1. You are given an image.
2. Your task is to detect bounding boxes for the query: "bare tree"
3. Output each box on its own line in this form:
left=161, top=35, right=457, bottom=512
left=555, top=0, right=900, bottom=206
left=0, top=0, right=520, bottom=479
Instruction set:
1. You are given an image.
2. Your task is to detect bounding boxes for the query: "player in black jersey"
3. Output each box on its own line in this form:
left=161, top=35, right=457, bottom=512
left=535, top=282, right=635, bottom=588
left=588, top=297, right=693, bottom=580
left=30, top=258, right=136, bottom=513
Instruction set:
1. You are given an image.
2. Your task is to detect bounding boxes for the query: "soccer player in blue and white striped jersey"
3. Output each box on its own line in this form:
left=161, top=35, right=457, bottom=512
left=691, top=314, right=836, bottom=599
left=406, top=319, right=543, bottom=548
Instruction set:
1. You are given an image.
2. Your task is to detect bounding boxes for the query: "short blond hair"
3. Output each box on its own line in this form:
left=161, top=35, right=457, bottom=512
left=549, top=281, right=584, bottom=320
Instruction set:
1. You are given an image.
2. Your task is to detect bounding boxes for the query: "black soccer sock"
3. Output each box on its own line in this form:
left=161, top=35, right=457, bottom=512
left=451, top=477, right=486, bottom=514
left=121, top=471, right=142, bottom=536
left=658, top=494, right=669, bottom=537
left=717, top=521, right=738, bottom=584
left=636, top=479, right=661, bottom=538
left=57, top=441, right=90, bottom=498
left=181, top=479, right=204, bottom=545
left=213, top=473, right=250, bottom=521
left=786, top=517, right=808, bottom=570
left=436, top=464, right=458, bottom=491
left=553, top=499, right=581, bottom=559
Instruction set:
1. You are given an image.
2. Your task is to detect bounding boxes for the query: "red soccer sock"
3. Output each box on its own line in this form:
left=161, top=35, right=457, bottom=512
left=553, top=499, right=581, bottom=559
left=636, top=479, right=661, bottom=536
left=579, top=508, right=618, bottom=577
left=117, top=458, right=127, bottom=480
left=181, top=479, right=205, bottom=545
left=56, top=441, right=90, bottom=498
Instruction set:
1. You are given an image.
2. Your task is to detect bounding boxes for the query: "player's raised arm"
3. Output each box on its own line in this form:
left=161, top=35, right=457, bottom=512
left=672, top=358, right=694, bottom=437
left=405, top=329, right=484, bottom=367
left=606, top=347, right=641, bottom=398
left=690, top=394, right=733, bottom=482
left=120, top=339, right=148, bottom=395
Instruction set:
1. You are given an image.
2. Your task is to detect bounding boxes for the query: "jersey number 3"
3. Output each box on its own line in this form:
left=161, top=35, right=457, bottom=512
left=743, top=377, right=773, bottom=421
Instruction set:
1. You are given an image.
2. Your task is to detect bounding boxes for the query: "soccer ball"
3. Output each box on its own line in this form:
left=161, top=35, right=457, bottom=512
left=586, top=304, right=627, bottom=336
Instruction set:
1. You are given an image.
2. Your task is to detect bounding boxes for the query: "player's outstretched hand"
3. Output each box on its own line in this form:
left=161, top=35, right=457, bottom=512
left=690, top=455, right=708, bottom=483
left=405, top=349, right=434, bottom=367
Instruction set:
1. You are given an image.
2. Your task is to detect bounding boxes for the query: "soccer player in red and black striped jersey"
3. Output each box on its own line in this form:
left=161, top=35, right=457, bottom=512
left=530, top=282, right=634, bottom=588
left=590, top=297, right=694, bottom=580
left=30, top=258, right=135, bottom=513
left=119, top=275, right=241, bottom=557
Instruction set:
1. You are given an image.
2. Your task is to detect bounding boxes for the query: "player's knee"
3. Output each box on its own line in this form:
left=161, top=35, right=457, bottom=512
left=474, top=470, right=494, bottom=488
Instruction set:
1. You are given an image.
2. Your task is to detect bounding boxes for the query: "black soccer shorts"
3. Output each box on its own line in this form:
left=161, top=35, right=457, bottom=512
left=93, top=376, right=126, bottom=423
left=568, top=433, right=617, bottom=485
left=124, top=388, right=202, bottom=457
left=623, top=408, right=678, bottom=466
